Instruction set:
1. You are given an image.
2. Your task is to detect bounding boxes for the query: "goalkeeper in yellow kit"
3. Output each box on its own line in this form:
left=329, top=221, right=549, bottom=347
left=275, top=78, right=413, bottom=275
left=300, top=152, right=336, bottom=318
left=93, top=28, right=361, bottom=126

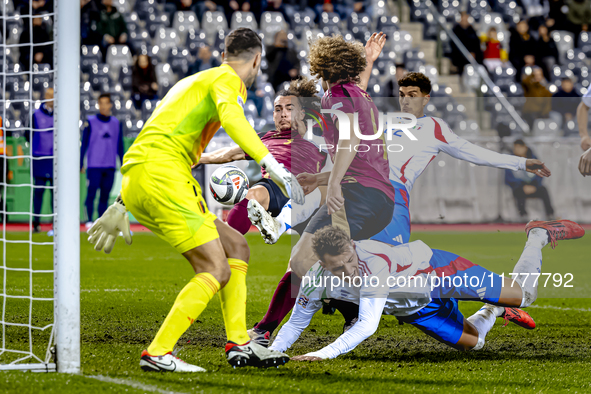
left=87, top=28, right=304, bottom=372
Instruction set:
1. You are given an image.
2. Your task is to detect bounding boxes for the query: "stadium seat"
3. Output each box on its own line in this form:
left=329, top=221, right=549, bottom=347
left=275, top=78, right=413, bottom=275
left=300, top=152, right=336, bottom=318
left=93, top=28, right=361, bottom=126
left=112, top=99, right=136, bottom=121
left=377, top=14, right=400, bottom=41
left=135, top=0, right=157, bottom=20
left=141, top=99, right=159, bottom=121
left=319, top=12, right=340, bottom=36
left=186, top=30, right=208, bottom=57
left=478, top=12, right=505, bottom=37
left=201, top=11, right=228, bottom=43
left=173, top=11, right=199, bottom=44
left=123, top=119, right=144, bottom=138
left=155, top=63, right=176, bottom=97
left=551, top=30, right=575, bottom=63
left=455, top=119, right=480, bottom=136
left=260, top=11, right=287, bottom=46
left=230, top=11, right=258, bottom=30
left=168, top=47, right=190, bottom=77
left=82, top=99, right=99, bottom=119
left=291, top=9, right=315, bottom=38
left=550, top=65, right=575, bottom=83
left=10, top=89, right=31, bottom=114
left=89, top=63, right=112, bottom=92
left=123, top=11, right=140, bottom=33
left=5, top=14, right=22, bottom=45
left=128, top=28, right=150, bottom=54
left=5, top=63, right=24, bottom=94
left=492, top=65, right=517, bottom=82
left=81, top=45, right=102, bottom=74
left=566, top=48, right=587, bottom=63
left=118, top=65, right=132, bottom=91
left=106, top=45, right=133, bottom=76
left=418, top=64, right=439, bottom=84
left=146, top=13, right=170, bottom=38
left=115, top=0, right=131, bottom=13
left=468, top=0, right=490, bottom=22
left=348, top=12, right=371, bottom=41
left=32, top=63, right=52, bottom=94
left=440, top=0, right=461, bottom=22
left=532, top=118, right=560, bottom=137
left=154, top=28, right=180, bottom=59
left=390, top=31, right=413, bottom=53
left=212, top=30, right=228, bottom=53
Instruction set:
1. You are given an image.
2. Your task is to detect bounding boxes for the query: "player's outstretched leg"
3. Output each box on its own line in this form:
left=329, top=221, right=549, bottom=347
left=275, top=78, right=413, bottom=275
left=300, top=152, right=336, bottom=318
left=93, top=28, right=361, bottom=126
left=215, top=220, right=290, bottom=367
left=248, top=199, right=282, bottom=245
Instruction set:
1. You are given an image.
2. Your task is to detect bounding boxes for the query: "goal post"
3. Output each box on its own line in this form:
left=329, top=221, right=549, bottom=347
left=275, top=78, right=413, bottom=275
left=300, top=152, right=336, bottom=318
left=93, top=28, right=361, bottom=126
left=54, top=0, right=80, bottom=374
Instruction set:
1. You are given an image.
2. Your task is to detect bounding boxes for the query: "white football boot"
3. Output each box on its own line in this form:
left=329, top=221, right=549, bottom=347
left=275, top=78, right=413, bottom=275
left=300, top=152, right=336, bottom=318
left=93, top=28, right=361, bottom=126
left=140, top=350, right=206, bottom=372
left=225, top=341, right=289, bottom=368
left=247, top=199, right=281, bottom=245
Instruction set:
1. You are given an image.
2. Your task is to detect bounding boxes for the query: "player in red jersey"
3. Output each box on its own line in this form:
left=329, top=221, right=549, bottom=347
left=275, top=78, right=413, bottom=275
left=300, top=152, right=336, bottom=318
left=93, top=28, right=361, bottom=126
left=199, top=77, right=328, bottom=240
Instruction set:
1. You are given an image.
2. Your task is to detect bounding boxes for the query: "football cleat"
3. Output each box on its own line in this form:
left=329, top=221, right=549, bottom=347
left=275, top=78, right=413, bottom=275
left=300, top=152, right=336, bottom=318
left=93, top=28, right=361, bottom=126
left=225, top=341, right=289, bottom=368
left=139, top=350, right=206, bottom=372
left=247, top=327, right=271, bottom=348
left=525, top=219, right=585, bottom=249
left=501, top=307, right=536, bottom=330
left=343, top=317, right=358, bottom=333
left=247, top=199, right=281, bottom=245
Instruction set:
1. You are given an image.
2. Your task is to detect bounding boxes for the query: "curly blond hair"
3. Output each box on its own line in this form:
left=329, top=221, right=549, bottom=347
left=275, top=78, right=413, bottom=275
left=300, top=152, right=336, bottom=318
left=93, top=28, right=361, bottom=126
left=308, top=35, right=367, bottom=84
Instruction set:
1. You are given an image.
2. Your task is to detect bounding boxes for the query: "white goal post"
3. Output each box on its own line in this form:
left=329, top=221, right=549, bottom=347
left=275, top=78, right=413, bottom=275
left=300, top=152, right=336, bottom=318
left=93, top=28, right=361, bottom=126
left=0, top=0, right=80, bottom=373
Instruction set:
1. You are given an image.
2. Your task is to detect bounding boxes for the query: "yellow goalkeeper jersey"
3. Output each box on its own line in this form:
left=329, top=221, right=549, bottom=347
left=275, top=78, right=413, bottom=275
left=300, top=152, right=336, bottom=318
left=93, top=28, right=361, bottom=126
left=121, top=64, right=269, bottom=173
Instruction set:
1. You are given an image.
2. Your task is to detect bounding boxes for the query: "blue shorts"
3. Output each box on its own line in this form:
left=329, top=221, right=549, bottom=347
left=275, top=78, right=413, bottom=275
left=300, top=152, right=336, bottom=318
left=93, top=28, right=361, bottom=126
left=370, top=180, right=411, bottom=246
left=398, top=249, right=505, bottom=346
left=255, top=178, right=289, bottom=217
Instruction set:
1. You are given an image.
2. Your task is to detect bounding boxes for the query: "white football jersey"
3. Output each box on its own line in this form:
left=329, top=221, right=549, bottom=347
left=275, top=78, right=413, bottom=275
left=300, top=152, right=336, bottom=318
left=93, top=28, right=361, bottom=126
left=582, top=87, right=591, bottom=108
left=386, top=116, right=527, bottom=192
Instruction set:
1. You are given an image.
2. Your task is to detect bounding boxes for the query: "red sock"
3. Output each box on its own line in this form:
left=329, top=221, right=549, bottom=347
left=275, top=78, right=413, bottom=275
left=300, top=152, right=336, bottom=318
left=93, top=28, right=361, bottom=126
left=226, top=198, right=251, bottom=234
left=255, top=271, right=301, bottom=334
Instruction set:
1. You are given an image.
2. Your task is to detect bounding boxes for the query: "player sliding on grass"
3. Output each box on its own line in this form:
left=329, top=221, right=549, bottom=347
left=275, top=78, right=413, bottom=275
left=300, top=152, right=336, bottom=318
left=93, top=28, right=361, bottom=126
left=86, top=28, right=305, bottom=372
left=198, top=77, right=328, bottom=242
left=269, top=221, right=585, bottom=359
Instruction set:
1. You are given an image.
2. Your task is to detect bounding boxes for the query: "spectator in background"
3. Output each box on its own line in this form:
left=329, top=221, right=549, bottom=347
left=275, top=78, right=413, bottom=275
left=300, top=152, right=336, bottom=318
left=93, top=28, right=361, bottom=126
left=522, top=66, right=553, bottom=127
left=552, top=77, right=581, bottom=129
left=546, top=0, right=569, bottom=31
left=567, top=0, right=591, bottom=35
left=132, top=54, right=159, bottom=109
left=80, top=93, right=124, bottom=226
left=28, top=88, right=54, bottom=234
left=19, top=13, right=53, bottom=71
left=81, top=0, right=102, bottom=46
left=187, top=45, right=220, bottom=76
left=97, top=0, right=128, bottom=57
left=265, top=30, right=300, bottom=91
left=14, top=0, right=53, bottom=14
left=505, top=139, right=555, bottom=220
left=451, top=12, right=482, bottom=75
left=535, top=24, right=559, bottom=80
left=509, top=19, right=537, bottom=79
left=482, top=27, right=507, bottom=72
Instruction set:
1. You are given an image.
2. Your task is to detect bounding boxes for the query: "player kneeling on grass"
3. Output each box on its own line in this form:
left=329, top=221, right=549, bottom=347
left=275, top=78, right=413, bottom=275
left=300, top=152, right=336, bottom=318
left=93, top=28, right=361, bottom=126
left=269, top=221, right=585, bottom=360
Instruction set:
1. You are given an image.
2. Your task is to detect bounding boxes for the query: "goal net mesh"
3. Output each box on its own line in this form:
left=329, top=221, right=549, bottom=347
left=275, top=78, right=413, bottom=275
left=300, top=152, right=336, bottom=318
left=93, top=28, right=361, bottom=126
left=0, top=0, right=57, bottom=371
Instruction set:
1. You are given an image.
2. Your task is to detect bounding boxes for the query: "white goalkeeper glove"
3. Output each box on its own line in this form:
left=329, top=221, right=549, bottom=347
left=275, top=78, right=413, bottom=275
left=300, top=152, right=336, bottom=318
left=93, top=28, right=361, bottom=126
left=259, top=153, right=305, bottom=205
left=87, top=196, right=132, bottom=254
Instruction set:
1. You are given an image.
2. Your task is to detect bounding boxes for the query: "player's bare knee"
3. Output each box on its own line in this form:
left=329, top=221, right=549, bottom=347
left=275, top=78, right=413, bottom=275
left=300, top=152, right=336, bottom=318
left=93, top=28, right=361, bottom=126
left=222, top=229, right=250, bottom=263
left=212, top=263, right=232, bottom=288
left=246, top=186, right=270, bottom=209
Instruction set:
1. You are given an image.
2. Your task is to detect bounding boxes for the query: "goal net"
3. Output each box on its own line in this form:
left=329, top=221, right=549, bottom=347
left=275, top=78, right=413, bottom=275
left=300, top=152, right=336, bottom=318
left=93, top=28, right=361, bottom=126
left=0, top=0, right=80, bottom=372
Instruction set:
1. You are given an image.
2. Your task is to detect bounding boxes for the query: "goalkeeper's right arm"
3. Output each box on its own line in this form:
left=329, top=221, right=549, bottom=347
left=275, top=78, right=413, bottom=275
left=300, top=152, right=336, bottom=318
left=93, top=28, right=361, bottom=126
left=87, top=194, right=132, bottom=254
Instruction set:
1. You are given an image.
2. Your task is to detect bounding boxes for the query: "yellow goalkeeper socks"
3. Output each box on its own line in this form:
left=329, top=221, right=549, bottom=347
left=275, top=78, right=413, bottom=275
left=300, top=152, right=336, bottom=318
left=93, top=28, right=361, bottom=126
left=147, top=272, right=220, bottom=356
left=219, top=258, right=250, bottom=345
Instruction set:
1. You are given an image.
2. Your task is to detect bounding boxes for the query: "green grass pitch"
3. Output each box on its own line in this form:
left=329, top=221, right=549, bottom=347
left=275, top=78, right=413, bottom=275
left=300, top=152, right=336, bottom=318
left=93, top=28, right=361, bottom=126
left=1, top=230, right=590, bottom=393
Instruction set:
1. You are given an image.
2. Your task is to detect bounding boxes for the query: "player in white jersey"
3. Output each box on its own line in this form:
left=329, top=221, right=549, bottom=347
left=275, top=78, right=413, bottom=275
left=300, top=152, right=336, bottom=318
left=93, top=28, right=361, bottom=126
left=265, top=71, right=552, bottom=247
left=270, top=221, right=585, bottom=359
left=577, top=86, right=591, bottom=176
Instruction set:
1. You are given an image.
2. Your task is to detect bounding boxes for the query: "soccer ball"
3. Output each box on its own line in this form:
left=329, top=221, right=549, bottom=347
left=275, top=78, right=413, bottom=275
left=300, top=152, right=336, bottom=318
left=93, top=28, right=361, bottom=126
left=209, top=165, right=249, bottom=206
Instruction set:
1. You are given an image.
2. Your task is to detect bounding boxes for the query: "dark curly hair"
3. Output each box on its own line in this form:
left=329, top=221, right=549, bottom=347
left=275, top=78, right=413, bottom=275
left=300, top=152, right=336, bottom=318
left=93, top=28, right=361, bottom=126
left=277, top=76, right=318, bottom=98
left=308, top=35, right=367, bottom=84
left=398, top=72, right=432, bottom=95
left=312, top=226, right=352, bottom=259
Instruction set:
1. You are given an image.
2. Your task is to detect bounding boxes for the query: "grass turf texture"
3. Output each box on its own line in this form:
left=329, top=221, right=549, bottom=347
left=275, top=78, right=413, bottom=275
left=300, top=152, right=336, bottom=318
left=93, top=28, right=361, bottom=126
left=1, top=231, right=590, bottom=393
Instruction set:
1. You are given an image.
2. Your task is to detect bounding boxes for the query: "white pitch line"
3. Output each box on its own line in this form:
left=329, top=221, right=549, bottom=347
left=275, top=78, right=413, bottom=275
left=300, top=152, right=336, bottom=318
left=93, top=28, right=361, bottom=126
left=85, top=374, right=190, bottom=394
left=529, top=304, right=591, bottom=312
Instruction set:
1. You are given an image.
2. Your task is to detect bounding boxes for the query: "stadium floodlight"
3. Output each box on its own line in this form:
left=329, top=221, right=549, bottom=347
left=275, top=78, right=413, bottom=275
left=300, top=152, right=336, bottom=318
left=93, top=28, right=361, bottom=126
left=0, top=0, right=80, bottom=373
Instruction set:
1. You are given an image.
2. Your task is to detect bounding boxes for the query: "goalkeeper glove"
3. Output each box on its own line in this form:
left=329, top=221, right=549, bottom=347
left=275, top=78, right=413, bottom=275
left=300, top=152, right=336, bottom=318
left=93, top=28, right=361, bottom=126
left=87, top=196, right=132, bottom=254
left=259, top=153, right=305, bottom=205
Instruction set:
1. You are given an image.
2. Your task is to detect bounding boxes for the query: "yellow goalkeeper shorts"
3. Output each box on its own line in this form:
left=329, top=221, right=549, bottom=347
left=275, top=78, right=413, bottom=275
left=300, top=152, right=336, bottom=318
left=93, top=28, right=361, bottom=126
left=121, top=161, right=219, bottom=254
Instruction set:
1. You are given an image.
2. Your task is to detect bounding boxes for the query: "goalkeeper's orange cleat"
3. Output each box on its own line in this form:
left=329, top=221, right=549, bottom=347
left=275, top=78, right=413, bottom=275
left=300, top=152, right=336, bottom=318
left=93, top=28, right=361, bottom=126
left=525, top=220, right=585, bottom=249
left=501, top=307, right=536, bottom=330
